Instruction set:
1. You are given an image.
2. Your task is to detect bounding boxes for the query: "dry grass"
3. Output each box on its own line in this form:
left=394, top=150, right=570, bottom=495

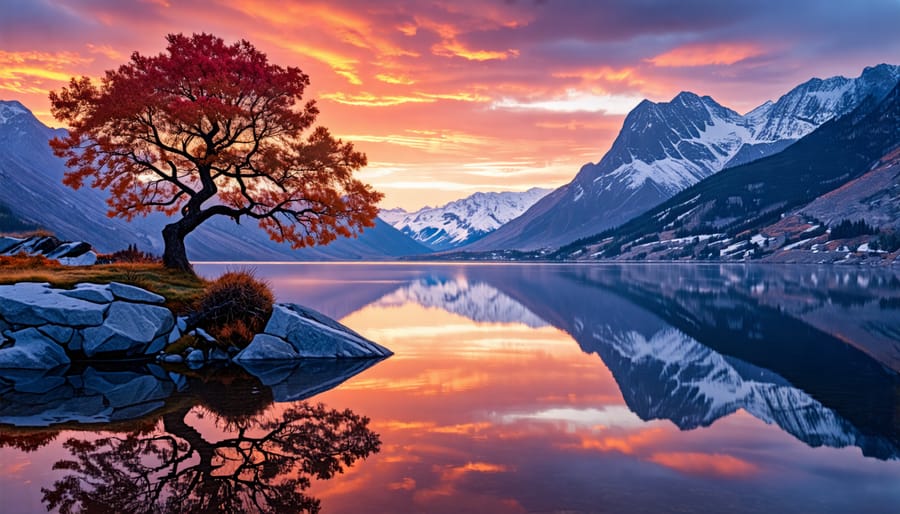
left=195, top=270, right=274, bottom=348
left=0, top=257, right=206, bottom=314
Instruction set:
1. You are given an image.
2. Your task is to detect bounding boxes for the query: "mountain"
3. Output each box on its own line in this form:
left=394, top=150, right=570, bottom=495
left=0, top=201, right=39, bottom=232
left=554, top=75, right=900, bottom=261
left=379, top=188, right=550, bottom=251
left=0, top=100, right=429, bottom=261
left=462, top=64, right=900, bottom=252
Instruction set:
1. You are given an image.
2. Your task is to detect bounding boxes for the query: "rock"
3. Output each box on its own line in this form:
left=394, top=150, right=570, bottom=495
left=233, top=334, right=299, bottom=361
left=37, top=325, right=74, bottom=345
left=103, top=375, right=172, bottom=409
left=208, top=348, right=230, bottom=361
left=58, top=251, right=98, bottom=266
left=167, top=326, right=182, bottom=344
left=68, top=332, right=83, bottom=352
left=0, top=328, right=70, bottom=369
left=109, top=400, right=166, bottom=421
left=82, top=302, right=174, bottom=357
left=168, top=372, right=187, bottom=391
left=192, top=328, right=215, bottom=342
left=0, top=283, right=107, bottom=326
left=108, top=282, right=165, bottom=304
left=160, top=354, right=183, bottom=363
left=186, top=349, right=205, bottom=362
left=145, top=334, right=168, bottom=355
left=0, top=236, right=98, bottom=268
left=263, top=303, right=392, bottom=358
left=0, top=236, right=19, bottom=254
left=239, top=359, right=381, bottom=402
left=176, top=317, right=188, bottom=332
left=14, top=375, right=67, bottom=394
left=60, top=283, right=114, bottom=304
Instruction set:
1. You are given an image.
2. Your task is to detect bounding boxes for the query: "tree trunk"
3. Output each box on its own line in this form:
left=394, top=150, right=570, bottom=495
left=162, top=221, right=194, bottom=273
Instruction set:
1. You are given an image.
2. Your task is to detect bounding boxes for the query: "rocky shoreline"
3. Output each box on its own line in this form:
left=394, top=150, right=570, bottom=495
left=0, top=281, right=391, bottom=371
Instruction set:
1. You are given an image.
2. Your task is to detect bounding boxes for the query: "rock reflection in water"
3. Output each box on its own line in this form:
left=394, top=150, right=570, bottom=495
left=0, top=362, right=384, bottom=514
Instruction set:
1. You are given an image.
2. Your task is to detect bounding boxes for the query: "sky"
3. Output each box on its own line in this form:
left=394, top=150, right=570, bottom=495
left=2, top=0, right=900, bottom=210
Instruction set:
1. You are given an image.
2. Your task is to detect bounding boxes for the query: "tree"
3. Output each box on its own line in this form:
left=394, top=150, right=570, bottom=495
left=49, top=33, right=383, bottom=272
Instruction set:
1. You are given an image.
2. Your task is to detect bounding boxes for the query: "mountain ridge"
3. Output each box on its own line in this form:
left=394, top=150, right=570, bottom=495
left=460, top=63, right=900, bottom=252
left=379, top=187, right=550, bottom=251
left=553, top=77, right=900, bottom=262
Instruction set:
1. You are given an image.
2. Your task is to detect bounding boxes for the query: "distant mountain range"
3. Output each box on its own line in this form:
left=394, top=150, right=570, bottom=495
left=462, top=64, right=900, bottom=252
left=379, top=188, right=550, bottom=251
left=3, top=63, right=899, bottom=263
left=554, top=72, right=900, bottom=262
left=0, top=100, right=429, bottom=261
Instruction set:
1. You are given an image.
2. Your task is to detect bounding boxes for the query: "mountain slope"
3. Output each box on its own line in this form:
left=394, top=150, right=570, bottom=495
left=463, top=64, right=900, bottom=252
left=0, top=201, right=39, bottom=233
left=379, top=188, right=550, bottom=251
left=0, top=100, right=428, bottom=260
left=555, top=77, right=900, bottom=261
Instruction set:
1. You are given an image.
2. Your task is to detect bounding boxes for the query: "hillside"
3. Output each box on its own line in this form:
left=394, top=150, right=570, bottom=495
left=0, top=100, right=428, bottom=261
left=461, top=64, right=900, bottom=252
left=554, top=79, right=900, bottom=263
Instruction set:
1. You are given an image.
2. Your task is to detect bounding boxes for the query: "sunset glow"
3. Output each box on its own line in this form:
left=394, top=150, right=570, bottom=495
left=2, top=0, right=898, bottom=209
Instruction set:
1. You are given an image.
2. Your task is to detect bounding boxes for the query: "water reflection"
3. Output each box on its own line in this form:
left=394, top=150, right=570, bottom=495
left=41, top=402, right=379, bottom=514
left=3, top=263, right=900, bottom=513
left=0, top=362, right=383, bottom=513
left=206, top=263, right=900, bottom=461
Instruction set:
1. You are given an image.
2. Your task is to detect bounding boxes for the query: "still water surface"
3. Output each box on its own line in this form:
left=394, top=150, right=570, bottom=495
left=1, top=263, right=899, bottom=513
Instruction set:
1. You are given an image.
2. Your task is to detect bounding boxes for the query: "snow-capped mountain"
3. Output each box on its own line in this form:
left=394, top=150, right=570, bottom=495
left=375, top=276, right=548, bottom=328
left=463, top=63, right=900, bottom=251
left=379, top=188, right=550, bottom=251
left=0, top=100, right=429, bottom=260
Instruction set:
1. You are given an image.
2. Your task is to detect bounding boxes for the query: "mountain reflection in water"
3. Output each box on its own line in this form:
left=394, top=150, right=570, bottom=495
left=213, top=263, right=900, bottom=460
left=2, top=263, right=900, bottom=513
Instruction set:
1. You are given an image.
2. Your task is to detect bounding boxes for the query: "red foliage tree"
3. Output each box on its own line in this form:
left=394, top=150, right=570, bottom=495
left=49, top=33, right=382, bottom=272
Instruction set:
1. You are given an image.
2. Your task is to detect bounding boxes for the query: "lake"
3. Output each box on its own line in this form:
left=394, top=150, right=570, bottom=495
left=1, top=263, right=899, bottom=513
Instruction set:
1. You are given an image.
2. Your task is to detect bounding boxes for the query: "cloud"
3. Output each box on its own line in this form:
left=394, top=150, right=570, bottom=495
left=4, top=0, right=900, bottom=209
left=492, top=90, right=645, bottom=115
left=648, top=43, right=767, bottom=67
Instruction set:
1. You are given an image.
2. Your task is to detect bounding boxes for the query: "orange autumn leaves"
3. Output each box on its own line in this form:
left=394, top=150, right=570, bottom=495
left=48, top=33, right=382, bottom=265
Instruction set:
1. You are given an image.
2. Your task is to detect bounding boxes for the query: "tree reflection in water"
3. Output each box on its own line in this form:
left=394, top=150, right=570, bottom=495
left=41, top=401, right=381, bottom=514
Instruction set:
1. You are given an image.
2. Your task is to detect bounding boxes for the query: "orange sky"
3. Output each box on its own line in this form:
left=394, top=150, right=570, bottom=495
left=2, top=0, right=899, bottom=210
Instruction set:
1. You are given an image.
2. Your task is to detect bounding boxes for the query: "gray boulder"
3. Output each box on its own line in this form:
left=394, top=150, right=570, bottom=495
left=186, top=349, right=205, bottom=362
left=60, top=283, right=115, bottom=304
left=82, top=301, right=174, bottom=357
left=0, top=328, right=70, bottom=369
left=0, top=236, right=97, bottom=267
left=0, top=282, right=107, bottom=326
left=234, top=303, right=391, bottom=361
left=234, top=334, right=299, bottom=362
left=108, top=282, right=165, bottom=304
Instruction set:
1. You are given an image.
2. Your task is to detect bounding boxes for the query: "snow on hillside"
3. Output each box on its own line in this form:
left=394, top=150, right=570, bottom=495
left=463, top=63, right=900, bottom=252
left=379, top=187, right=550, bottom=251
